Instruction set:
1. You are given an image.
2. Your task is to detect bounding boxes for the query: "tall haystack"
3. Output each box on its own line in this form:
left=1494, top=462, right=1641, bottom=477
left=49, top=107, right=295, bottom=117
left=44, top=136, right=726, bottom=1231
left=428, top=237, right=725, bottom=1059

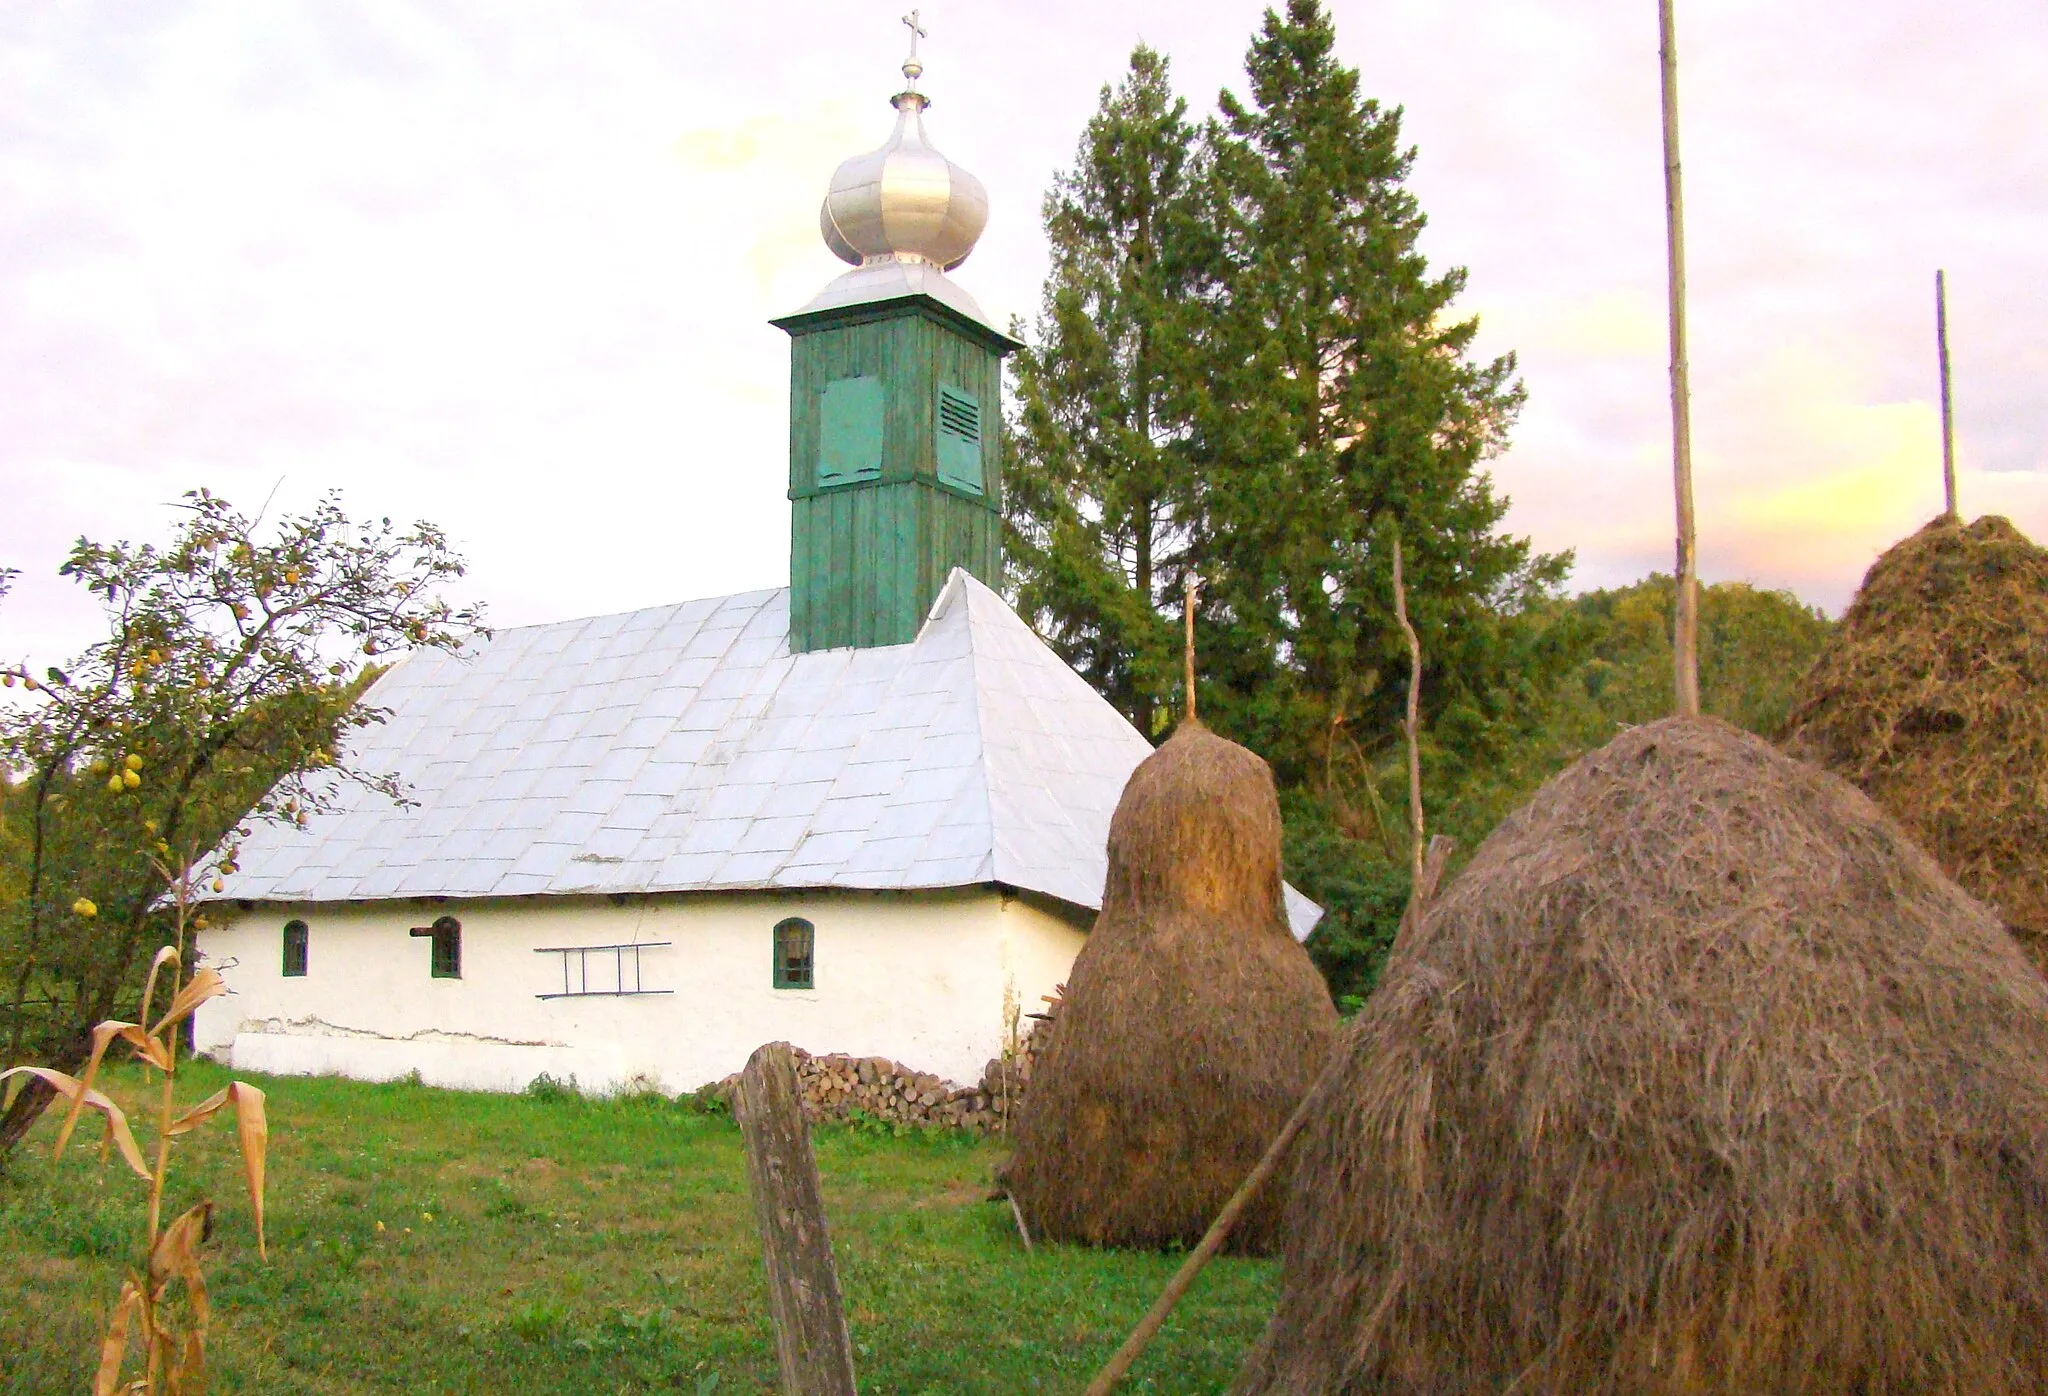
left=1237, top=717, right=2048, bottom=1395
left=1781, top=513, right=2048, bottom=964
left=1005, top=720, right=1337, bottom=1254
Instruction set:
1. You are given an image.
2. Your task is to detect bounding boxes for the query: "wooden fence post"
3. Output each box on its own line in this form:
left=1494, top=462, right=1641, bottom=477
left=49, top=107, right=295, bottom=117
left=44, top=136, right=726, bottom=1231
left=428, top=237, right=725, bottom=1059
left=733, top=1041, right=859, bottom=1396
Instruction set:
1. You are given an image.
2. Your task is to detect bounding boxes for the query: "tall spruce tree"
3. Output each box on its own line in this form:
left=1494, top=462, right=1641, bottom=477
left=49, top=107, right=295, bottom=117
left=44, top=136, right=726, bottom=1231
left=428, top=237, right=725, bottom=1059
left=1007, top=9, right=1573, bottom=1001
left=1184, top=0, right=1562, bottom=788
left=1005, top=47, right=1206, bottom=736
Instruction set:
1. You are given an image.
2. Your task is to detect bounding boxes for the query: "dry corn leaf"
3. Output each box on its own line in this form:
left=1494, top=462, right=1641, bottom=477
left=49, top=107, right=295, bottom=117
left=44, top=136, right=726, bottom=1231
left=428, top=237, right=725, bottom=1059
left=0, top=1066, right=150, bottom=1179
left=137, top=945, right=181, bottom=1028
left=59, top=1021, right=170, bottom=1156
left=93, top=1279, right=141, bottom=1396
left=171, top=1084, right=269, bottom=1257
left=149, top=1201, right=213, bottom=1329
left=166, top=1088, right=231, bottom=1136
left=151, top=1203, right=213, bottom=1396
left=175, top=1327, right=207, bottom=1396
left=151, top=967, right=225, bottom=1036
left=233, top=1083, right=267, bottom=1259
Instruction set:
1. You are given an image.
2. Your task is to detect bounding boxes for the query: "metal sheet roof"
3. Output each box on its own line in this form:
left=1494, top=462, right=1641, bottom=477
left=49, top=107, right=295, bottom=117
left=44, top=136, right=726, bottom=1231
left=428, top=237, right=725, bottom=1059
left=211, top=569, right=1322, bottom=937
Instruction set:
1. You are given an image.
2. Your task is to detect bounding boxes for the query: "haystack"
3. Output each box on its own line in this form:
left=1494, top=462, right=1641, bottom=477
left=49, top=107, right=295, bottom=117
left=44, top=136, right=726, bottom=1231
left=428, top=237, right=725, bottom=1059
left=1004, top=720, right=1337, bottom=1254
left=1237, top=717, right=2048, bottom=1394
left=1781, top=513, right=2048, bottom=965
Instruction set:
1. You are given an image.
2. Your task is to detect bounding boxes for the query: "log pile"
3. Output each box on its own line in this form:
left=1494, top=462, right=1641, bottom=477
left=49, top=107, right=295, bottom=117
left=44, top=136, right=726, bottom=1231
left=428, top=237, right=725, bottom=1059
left=710, top=1012, right=1053, bottom=1134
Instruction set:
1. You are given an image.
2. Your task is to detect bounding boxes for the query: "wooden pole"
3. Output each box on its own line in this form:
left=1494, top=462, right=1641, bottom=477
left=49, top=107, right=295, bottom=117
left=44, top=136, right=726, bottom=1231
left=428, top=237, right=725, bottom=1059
left=1007, top=1192, right=1034, bottom=1252
left=1183, top=574, right=1200, bottom=724
left=1937, top=269, right=1957, bottom=519
left=1082, top=838, right=1457, bottom=1396
left=1659, top=0, right=1701, bottom=719
left=1080, top=1063, right=1330, bottom=1396
left=1391, top=529, right=1425, bottom=889
left=733, top=1042, right=859, bottom=1396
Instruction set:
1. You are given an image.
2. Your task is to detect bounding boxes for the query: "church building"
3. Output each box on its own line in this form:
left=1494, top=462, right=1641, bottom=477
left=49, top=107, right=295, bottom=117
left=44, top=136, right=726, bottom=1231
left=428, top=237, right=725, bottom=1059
left=193, top=39, right=1317, bottom=1094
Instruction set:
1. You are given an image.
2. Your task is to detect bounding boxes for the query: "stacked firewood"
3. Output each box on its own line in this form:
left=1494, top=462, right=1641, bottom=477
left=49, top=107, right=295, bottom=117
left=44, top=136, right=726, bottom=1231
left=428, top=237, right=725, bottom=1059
left=711, top=1006, right=1057, bottom=1133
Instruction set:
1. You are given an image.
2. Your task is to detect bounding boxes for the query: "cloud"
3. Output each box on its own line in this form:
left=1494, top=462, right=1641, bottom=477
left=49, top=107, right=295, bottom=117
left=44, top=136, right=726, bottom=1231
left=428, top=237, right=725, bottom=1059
left=0, top=0, right=2042, bottom=672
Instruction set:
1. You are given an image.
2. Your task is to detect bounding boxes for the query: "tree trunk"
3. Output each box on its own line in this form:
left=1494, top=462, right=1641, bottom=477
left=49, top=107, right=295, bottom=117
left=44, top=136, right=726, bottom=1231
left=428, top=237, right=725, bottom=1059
left=1134, top=493, right=1156, bottom=737
left=1391, top=529, right=1425, bottom=888
left=733, top=1041, right=858, bottom=1396
left=0, top=1040, right=82, bottom=1155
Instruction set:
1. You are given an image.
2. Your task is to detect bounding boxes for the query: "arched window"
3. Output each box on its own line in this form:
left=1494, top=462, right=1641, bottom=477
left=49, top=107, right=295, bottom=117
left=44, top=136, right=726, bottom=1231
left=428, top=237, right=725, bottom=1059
left=773, top=917, right=814, bottom=990
left=282, top=919, right=309, bottom=977
left=411, top=915, right=462, bottom=979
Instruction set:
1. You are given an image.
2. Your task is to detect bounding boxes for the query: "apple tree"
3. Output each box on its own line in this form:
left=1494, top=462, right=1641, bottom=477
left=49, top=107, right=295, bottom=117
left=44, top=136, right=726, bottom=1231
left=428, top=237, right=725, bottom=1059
left=0, top=489, right=484, bottom=1151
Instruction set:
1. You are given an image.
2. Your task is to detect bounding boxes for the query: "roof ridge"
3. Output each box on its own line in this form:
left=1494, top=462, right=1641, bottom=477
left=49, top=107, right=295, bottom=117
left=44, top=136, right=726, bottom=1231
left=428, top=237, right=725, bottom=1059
left=942, top=570, right=1000, bottom=885
left=483, top=585, right=790, bottom=642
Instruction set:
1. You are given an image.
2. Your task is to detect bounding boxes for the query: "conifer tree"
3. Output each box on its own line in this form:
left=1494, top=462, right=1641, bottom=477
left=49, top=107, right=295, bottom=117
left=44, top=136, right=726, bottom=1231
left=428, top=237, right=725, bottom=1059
left=1184, top=0, right=1560, bottom=784
left=1005, top=47, right=1207, bottom=737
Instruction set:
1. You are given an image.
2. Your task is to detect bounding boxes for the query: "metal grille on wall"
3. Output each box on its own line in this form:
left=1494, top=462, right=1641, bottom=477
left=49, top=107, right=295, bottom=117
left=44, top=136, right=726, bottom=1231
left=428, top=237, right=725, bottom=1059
left=534, top=941, right=674, bottom=999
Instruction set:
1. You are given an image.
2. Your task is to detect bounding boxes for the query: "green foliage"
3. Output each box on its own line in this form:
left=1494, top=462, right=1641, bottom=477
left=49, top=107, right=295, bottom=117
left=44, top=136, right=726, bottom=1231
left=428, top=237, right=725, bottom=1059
left=1562, top=575, right=1836, bottom=738
left=1288, top=578, right=1834, bottom=996
left=1011, top=5, right=1600, bottom=1003
left=1006, top=45, right=1206, bottom=738
left=1007, top=2, right=1573, bottom=828
left=0, top=490, right=483, bottom=1137
left=1186, top=1, right=1563, bottom=789
left=523, top=1073, right=580, bottom=1103
left=1282, top=794, right=1411, bottom=1005
left=675, top=1084, right=731, bottom=1118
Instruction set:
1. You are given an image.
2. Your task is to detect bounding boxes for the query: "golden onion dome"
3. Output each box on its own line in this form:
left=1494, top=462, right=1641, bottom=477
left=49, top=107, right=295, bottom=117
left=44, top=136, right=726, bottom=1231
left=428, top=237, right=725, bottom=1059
left=819, top=42, right=988, bottom=272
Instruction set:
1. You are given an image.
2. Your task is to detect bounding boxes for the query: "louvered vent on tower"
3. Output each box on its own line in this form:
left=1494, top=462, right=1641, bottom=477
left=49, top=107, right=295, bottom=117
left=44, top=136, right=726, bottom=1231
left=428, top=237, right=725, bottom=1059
left=936, top=383, right=982, bottom=494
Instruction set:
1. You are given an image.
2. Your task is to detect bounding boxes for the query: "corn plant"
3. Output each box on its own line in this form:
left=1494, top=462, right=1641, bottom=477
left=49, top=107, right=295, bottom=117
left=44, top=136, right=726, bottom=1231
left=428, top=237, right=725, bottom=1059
left=0, top=859, right=267, bottom=1395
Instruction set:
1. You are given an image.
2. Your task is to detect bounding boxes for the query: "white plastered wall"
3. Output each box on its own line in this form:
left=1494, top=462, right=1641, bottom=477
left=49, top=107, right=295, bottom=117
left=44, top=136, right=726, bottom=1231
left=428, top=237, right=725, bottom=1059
left=192, top=887, right=1086, bottom=1094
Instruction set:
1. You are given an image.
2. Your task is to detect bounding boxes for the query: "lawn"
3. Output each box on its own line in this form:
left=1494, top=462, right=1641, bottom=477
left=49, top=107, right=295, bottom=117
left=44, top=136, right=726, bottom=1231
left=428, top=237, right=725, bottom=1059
left=0, top=1060, right=1276, bottom=1394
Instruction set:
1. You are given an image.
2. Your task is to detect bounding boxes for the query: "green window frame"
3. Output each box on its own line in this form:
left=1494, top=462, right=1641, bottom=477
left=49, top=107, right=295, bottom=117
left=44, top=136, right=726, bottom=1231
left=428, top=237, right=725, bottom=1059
left=935, top=383, right=982, bottom=494
left=773, top=917, right=814, bottom=990
left=818, top=376, right=885, bottom=486
left=410, top=915, right=462, bottom=979
left=282, top=919, right=309, bottom=977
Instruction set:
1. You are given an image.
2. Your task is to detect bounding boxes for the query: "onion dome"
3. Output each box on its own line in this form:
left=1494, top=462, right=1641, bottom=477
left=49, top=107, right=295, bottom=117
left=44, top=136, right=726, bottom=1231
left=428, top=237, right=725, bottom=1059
left=819, top=33, right=988, bottom=271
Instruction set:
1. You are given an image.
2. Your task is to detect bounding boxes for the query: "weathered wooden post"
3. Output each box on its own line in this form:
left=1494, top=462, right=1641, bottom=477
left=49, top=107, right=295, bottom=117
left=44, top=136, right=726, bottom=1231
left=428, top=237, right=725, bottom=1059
left=733, top=1041, right=858, bottom=1396
left=1659, top=0, right=1702, bottom=719
left=1937, top=268, right=1958, bottom=519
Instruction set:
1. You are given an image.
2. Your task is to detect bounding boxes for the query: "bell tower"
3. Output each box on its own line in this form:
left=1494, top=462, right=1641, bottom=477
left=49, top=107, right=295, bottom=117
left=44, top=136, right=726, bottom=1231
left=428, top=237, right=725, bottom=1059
left=773, top=17, right=1019, bottom=652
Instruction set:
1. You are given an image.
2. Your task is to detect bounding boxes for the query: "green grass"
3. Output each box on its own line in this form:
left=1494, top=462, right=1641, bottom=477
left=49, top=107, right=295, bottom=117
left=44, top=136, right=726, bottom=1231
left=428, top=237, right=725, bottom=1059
left=0, top=1059, right=1275, bottom=1393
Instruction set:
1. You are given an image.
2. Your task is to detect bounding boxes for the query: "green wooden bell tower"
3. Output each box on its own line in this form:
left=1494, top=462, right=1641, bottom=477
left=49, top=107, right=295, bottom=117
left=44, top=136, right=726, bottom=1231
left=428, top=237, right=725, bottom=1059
left=774, top=34, right=1019, bottom=653
left=775, top=289, right=1016, bottom=652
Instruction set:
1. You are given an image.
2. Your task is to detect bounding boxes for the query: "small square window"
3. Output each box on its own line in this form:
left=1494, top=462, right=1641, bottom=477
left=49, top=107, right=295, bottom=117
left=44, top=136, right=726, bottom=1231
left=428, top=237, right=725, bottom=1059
left=411, top=916, right=462, bottom=979
left=773, top=917, right=814, bottom=990
left=282, top=919, right=308, bottom=977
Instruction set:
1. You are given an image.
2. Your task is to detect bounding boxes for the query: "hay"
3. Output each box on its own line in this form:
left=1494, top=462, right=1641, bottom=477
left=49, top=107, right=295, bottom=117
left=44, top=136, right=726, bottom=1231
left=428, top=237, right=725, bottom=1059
left=1004, top=720, right=1338, bottom=1254
left=1237, top=716, right=2048, bottom=1394
left=1781, top=513, right=2048, bottom=962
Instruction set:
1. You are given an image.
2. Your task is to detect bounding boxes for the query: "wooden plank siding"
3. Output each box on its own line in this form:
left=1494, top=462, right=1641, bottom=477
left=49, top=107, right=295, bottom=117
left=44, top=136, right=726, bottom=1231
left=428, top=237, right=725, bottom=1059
left=781, top=295, right=1009, bottom=653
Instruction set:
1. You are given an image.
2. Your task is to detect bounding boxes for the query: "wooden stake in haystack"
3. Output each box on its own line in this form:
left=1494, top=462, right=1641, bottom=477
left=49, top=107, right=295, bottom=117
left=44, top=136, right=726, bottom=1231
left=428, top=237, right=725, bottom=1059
left=1659, top=0, right=1701, bottom=719
left=1183, top=573, right=1201, bottom=722
left=1004, top=715, right=1337, bottom=1256
left=1937, top=268, right=1958, bottom=520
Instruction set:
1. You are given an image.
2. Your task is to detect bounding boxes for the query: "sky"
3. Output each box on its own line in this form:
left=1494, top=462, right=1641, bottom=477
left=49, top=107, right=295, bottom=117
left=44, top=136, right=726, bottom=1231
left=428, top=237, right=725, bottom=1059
left=2, top=1, right=2043, bottom=667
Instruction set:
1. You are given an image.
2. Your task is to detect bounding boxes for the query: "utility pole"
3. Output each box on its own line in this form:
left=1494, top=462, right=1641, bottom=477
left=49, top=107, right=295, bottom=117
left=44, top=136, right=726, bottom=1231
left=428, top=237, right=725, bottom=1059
left=1659, top=0, right=1701, bottom=718
left=1937, top=269, right=1957, bottom=519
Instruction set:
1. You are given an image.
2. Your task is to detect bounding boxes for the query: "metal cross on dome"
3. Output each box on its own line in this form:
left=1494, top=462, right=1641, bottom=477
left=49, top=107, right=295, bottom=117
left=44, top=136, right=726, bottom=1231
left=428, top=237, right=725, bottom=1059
left=900, top=9, right=926, bottom=86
